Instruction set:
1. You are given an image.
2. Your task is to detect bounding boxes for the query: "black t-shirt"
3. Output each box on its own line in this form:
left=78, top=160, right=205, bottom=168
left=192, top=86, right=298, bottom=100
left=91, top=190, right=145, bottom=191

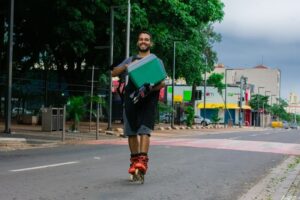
left=116, top=54, right=163, bottom=130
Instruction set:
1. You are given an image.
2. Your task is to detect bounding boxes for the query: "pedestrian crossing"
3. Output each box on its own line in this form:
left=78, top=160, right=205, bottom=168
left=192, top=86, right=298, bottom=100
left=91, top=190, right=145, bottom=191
left=81, top=134, right=300, bottom=156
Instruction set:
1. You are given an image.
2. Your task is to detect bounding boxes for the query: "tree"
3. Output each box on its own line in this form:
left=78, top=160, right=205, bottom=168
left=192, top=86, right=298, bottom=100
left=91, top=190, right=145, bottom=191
left=269, top=98, right=289, bottom=121
left=207, top=72, right=225, bottom=94
left=66, top=96, right=86, bottom=131
left=184, top=105, right=195, bottom=127
left=249, top=94, right=270, bottom=111
left=5, top=0, right=224, bottom=103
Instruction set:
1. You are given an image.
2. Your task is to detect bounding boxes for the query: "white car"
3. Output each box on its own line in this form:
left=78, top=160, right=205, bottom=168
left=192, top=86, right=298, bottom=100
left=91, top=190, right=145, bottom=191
left=160, top=113, right=171, bottom=123
left=194, top=115, right=211, bottom=126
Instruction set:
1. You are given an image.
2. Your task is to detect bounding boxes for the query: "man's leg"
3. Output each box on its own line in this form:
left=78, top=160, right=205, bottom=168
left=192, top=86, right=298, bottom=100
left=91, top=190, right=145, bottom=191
left=140, top=135, right=150, bottom=153
left=128, top=136, right=139, bottom=175
left=135, top=134, right=150, bottom=174
left=128, top=135, right=139, bottom=154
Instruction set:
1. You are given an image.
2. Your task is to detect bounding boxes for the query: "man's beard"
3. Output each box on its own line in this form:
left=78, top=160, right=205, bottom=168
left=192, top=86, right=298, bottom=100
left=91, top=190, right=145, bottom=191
left=138, top=45, right=150, bottom=52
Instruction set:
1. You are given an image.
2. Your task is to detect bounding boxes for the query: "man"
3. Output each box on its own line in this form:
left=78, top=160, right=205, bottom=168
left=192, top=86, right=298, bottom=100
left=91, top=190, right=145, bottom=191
left=112, top=31, right=165, bottom=179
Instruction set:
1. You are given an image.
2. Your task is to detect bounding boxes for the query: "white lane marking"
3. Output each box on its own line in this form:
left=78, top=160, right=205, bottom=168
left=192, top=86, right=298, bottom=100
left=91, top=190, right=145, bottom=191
left=10, top=161, right=79, bottom=172
left=93, top=157, right=101, bottom=160
left=228, top=137, right=240, bottom=139
left=263, top=132, right=272, bottom=135
left=250, top=134, right=258, bottom=137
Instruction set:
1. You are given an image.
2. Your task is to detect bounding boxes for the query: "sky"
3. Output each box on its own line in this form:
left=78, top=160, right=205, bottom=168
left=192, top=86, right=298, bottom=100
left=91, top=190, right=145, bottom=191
left=213, top=0, right=300, bottom=99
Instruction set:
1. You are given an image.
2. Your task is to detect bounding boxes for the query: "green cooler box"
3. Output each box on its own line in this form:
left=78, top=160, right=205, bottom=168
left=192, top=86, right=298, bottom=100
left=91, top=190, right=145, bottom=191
left=127, top=54, right=167, bottom=88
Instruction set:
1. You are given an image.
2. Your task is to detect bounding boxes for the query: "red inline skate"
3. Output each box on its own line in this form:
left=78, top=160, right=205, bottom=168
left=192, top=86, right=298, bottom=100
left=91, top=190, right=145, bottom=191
left=128, top=156, right=139, bottom=175
left=133, top=155, right=149, bottom=184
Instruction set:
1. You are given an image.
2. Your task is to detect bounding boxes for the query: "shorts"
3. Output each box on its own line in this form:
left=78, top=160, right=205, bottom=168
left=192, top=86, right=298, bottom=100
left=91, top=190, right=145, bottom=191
left=123, top=109, right=152, bottom=136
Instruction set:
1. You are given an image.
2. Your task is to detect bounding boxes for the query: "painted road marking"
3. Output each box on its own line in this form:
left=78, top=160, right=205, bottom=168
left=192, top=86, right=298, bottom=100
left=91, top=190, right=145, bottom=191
left=10, top=161, right=79, bottom=172
left=80, top=138, right=300, bottom=156
left=152, top=139, right=300, bottom=156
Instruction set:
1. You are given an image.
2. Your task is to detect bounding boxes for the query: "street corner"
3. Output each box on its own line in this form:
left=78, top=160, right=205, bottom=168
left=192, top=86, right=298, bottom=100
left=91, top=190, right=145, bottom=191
left=0, top=137, right=27, bottom=150
left=0, top=137, right=58, bottom=151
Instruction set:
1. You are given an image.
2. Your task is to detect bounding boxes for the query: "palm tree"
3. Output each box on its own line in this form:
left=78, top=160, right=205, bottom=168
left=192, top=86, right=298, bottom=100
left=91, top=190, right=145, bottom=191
left=67, top=96, right=86, bottom=132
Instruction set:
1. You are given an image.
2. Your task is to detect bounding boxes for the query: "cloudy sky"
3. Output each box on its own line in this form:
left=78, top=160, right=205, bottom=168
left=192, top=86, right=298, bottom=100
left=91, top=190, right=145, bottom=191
left=213, top=0, right=300, bottom=99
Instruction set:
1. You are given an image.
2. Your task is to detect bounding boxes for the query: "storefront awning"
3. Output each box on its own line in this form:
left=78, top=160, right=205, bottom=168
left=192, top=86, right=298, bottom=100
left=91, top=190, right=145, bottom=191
left=242, top=105, right=251, bottom=110
left=197, top=103, right=251, bottom=110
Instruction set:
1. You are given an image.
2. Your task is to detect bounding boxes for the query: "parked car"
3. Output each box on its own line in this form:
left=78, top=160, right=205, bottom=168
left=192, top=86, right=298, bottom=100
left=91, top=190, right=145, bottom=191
left=290, top=122, right=298, bottom=129
left=283, top=121, right=290, bottom=129
left=194, top=115, right=211, bottom=126
left=271, top=121, right=283, bottom=128
left=12, top=107, right=32, bottom=117
left=160, top=113, right=171, bottom=123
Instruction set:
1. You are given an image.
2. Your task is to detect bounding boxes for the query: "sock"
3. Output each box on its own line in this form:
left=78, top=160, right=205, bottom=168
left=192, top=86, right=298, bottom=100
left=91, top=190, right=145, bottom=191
left=139, top=152, right=148, bottom=156
left=131, top=153, right=139, bottom=158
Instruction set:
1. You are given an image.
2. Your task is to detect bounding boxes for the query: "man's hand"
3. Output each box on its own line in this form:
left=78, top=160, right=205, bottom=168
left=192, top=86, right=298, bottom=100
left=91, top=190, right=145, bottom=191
left=130, top=83, right=153, bottom=104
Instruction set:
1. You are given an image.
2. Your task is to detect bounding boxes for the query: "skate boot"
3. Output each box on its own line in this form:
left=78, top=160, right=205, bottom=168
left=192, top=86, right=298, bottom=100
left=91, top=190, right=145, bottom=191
left=129, top=155, right=139, bottom=181
left=128, top=155, right=139, bottom=175
left=135, top=155, right=149, bottom=174
left=134, top=154, right=149, bottom=184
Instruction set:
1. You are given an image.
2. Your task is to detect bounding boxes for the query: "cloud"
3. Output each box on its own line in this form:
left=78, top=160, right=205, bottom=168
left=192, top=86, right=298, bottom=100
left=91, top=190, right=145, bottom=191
left=214, top=0, right=300, bottom=43
left=213, top=34, right=300, bottom=99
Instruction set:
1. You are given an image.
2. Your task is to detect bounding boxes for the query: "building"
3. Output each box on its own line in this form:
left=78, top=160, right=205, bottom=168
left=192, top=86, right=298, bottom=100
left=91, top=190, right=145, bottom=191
left=213, top=64, right=281, bottom=105
left=286, top=92, right=300, bottom=115
left=164, top=85, right=250, bottom=125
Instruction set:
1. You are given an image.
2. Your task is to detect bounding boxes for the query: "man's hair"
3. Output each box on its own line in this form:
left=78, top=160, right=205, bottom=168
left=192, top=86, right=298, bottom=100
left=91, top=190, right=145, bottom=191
left=137, top=30, right=152, bottom=41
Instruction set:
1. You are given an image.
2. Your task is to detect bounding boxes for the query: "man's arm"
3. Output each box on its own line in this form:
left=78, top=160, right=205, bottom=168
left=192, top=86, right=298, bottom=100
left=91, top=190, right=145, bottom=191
left=111, top=64, right=128, bottom=77
left=152, top=80, right=165, bottom=91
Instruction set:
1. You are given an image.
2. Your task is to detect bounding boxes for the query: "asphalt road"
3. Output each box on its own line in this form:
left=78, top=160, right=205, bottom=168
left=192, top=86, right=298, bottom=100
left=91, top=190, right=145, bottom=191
left=0, top=128, right=300, bottom=200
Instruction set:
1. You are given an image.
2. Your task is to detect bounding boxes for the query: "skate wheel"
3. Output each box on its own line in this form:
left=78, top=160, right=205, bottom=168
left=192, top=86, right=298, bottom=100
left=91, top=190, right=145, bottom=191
left=129, top=174, right=134, bottom=181
left=135, top=169, right=145, bottom=184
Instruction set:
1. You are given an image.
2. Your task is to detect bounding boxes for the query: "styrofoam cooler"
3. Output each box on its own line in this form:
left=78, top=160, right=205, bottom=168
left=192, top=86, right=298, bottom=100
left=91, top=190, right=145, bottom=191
left=127, top=54, right=167, bottom=88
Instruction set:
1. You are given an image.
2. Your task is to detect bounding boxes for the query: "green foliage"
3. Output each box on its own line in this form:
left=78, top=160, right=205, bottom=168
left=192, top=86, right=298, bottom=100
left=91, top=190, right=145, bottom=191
left=98, top=74, right=109, bottom=88
left=207, top=73, right=225, bottom=94
left=158, top=102, right=173, bottom=113
left=67, top=96, right=86, bottom=131
left=249, top=94, right=270, bottom=111
left=184, top=105, right=194, bottom=127
left=211, top=110, right=221, bottom=124
left=4, top=0, right=224, bottom=91
left=269, top=98, right=289, bottom=121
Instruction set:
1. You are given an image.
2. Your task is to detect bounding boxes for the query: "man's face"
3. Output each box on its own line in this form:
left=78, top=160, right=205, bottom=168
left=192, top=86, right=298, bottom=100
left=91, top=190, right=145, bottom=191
left=137, top=33, right=151, bottom=53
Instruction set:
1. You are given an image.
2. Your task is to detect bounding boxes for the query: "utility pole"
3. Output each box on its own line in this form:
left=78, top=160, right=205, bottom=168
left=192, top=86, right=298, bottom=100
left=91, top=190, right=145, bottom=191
left=88, top=66, right=98, bottom=132
left=107, top=6, right=115, bottom=130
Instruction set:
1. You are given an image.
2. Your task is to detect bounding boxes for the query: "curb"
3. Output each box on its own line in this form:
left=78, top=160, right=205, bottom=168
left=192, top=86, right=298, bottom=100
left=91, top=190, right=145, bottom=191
left=239, top=156, right=300, bottom=200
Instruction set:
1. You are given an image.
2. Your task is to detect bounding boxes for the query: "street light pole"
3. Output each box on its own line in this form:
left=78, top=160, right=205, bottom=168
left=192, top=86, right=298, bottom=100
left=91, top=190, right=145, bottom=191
left=238, top=76, right=244, bottom=128
left=89, top=66, right=95, bottom=132
left=224, top=68, right=234, bottom=128
left=126, top=0, right=131, bottom=58
left=264, top=90, right=271, bottom=128
left=224, top=69, right=228, bottom=128
left=171, top=41, right=176, bottom=129
left=107, top=6, right=115, bottom=130
left=4, top=0, right=14, bottom=134
left=107, top=4, right=128, bottom=130
left=203, top=63, right=207, bottom=120
left=257, top=86, right=264, bottom=127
